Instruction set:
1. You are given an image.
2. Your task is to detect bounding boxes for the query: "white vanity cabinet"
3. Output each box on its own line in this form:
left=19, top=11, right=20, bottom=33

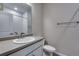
left=9, top=39, right=44, bottom=56
left=27, top=46, right=43, bottom=56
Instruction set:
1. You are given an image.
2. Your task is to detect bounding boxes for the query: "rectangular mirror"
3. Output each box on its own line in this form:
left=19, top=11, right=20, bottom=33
left=0, top=3, right=32, bottom=38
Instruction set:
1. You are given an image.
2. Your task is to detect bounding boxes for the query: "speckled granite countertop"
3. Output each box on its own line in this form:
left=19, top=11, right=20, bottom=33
left=0, top=36, right=44, bottom=56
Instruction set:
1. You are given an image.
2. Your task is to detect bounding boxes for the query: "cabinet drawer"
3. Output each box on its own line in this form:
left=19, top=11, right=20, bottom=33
left=9, top=40, right=43, bottom=56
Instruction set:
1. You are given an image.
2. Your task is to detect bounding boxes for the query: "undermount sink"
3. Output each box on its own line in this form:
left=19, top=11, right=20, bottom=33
left=13, top=37, right=35, bottom=43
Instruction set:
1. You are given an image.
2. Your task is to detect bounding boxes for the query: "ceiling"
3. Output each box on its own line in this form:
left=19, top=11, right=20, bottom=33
left=3, top=3, right=31, bottom=14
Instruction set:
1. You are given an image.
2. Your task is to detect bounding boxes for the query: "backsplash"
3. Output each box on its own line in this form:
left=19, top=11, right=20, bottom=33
left=0, top=34, right=33, bottom=41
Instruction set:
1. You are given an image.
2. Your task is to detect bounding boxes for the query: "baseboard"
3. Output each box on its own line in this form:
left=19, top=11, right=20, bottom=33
left=54, top=51, right=67, bottom=56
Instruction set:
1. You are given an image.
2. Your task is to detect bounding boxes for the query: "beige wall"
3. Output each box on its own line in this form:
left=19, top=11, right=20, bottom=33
left=31, top=3, right=43, bottom=36
left=43, top=3, right=79, bottom=56
left=31, top=3, right=79, bottom=56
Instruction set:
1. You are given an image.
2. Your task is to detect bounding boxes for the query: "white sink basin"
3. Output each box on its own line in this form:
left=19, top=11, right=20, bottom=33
left=13, top=37, right=35, bottom=43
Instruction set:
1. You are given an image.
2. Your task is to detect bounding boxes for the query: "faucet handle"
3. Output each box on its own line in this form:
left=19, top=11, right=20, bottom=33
left=14, top=32, right=18, bottom=35
left=21, top=32, right=25, bottom=35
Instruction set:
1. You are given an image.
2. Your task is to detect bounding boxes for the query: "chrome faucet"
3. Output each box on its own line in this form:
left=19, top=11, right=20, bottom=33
left=14, top=32, right=25, bottom=39
left=14, top=32, right=19, bottom=38
left=14, top=32, right=18, bottom=35
left=19, top=32, right=25, bottom=38
left=10, top=32, right=25, bottom=39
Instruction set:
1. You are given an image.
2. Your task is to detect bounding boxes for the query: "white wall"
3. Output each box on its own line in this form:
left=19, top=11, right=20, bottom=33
left=31, top=3, right=43, bottom=36
left=43, top=3, right=79, bottom=56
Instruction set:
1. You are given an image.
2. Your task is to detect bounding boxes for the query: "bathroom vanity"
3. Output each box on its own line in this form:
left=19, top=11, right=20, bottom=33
left=0, top=36, right=44, bottom=56
left=0, top=4, right=45, bottom=56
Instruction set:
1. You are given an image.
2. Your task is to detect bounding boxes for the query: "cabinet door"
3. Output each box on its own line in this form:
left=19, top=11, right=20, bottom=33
left=13, top=15, right=23, bottom=34
left=9, top=40, right=44, bottom=56
left=27, top=46, right=43, bottom=56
